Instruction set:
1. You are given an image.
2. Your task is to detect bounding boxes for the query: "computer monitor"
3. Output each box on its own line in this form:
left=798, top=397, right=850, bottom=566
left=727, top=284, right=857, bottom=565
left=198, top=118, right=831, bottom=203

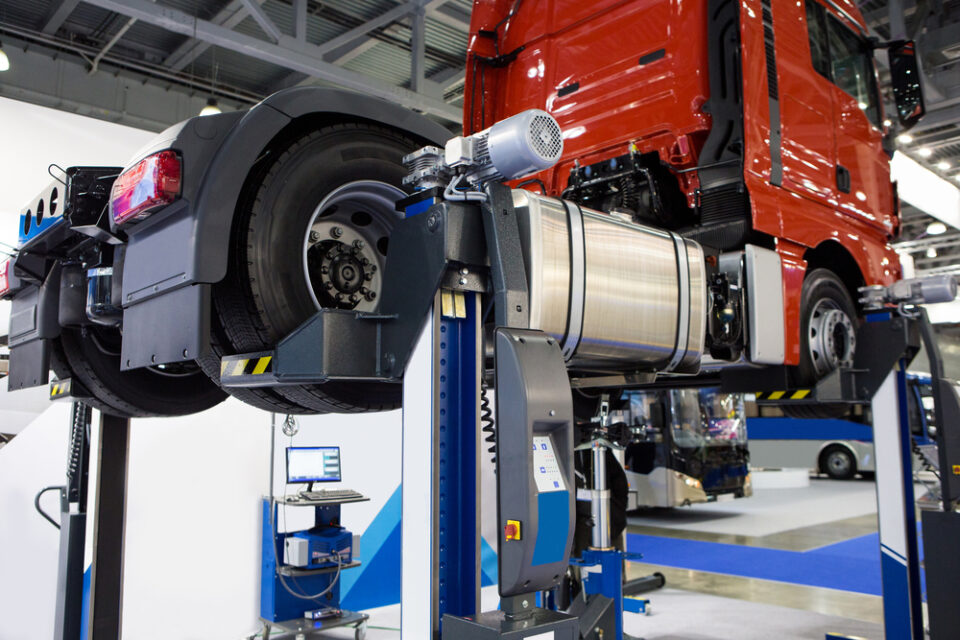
left=286, top=446, right=342, bottom=484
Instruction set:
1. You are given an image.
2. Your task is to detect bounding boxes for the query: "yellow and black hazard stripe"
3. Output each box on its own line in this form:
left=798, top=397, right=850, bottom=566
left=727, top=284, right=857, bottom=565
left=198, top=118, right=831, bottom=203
left=755, top=389, right=813, bottom=401
left=50, top=378, right=73, bottom=400
left=221, top=354, right=274, bottom=378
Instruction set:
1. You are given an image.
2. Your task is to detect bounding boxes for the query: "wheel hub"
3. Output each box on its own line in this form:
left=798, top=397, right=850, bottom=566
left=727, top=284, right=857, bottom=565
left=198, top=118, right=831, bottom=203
left=302, top=181, right=403, bottom=313
left=827, top=450, right=851, bottom=475
left=308, top=239, right=377, bottom=309
left=807, top=299, right=856, bottom=378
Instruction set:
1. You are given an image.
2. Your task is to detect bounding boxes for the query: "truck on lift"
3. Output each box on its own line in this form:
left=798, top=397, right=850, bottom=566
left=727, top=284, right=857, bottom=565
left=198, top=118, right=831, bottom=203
left=0, top=0, right=932, bottom=421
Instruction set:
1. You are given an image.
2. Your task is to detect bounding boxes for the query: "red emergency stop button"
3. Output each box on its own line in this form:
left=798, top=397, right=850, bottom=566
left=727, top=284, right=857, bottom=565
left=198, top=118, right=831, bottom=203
left=504, top=520, right=522, bottom=541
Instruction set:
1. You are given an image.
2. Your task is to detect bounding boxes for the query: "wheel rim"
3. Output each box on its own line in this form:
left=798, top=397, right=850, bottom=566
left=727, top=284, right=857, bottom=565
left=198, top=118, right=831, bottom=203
left=302, top=180, right=405, bottom=313
left=807, top=298, right=856, bottom=378
left=827, top=450, right=851, bottom=476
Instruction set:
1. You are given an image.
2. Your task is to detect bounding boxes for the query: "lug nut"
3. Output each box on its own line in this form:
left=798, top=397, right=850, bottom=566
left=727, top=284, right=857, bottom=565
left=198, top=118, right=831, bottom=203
left=309, top=230, right=320, bottom=242
left=367, top=291, right=377, bottom=300
left=353, top=239, right=365, bottom=249
left=360, top=286, right=369, bottom=294
left=320, top=266, right=329, bottom=274
left=350, top=294, right=360, bottom=303
left=324, top=282, right=334, bottom=290
left=331, top=226, right=343, bottom=238
left=370, top=265, right=377, bottom=272
left=364, top=273, right=374, bottom=281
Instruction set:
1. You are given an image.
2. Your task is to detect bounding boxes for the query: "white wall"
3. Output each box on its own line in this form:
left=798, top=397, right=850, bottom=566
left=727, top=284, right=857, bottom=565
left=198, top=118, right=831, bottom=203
left=0, top=402, right=73, bottom=640
left=0, top=395, right=404, bottom=640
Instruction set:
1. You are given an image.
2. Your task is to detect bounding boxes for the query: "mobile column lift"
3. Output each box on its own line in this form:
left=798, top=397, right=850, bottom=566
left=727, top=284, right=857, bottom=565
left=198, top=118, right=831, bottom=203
left=43, top=111, right=960, bottom=640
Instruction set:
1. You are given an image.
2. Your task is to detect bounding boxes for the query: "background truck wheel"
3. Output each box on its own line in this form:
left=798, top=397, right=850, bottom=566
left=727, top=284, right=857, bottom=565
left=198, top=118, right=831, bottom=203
left=819, top=445, right=856, bottom=480
left=783, top=269, right=858, bottom=419
left=52, top=327, right=226, bottom=418
left=214, top=123, right=420, bottom=413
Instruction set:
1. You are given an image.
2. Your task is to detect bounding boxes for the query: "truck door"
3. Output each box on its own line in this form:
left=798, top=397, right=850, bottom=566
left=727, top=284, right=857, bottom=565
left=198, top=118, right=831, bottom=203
left=823, top=11, right=894, bottom=230
left=777, top=0, right=837, bottom=209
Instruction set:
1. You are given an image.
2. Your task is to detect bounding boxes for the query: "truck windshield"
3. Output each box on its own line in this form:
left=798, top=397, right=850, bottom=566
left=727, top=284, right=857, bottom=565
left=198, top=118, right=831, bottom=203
left=669, top=389, right=746, bottom=448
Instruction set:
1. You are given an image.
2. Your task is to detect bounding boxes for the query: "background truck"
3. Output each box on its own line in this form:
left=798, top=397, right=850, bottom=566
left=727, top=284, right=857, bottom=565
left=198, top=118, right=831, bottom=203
left=1, top=0, right=927, bottom=418
left=747, top=372, right=944, bottom=479
left=623, top=388, right=751, bottom=508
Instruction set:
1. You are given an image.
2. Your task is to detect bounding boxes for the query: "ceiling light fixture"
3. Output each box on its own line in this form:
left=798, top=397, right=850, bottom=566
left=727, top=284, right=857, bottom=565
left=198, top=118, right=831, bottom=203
left=927, top=221, right=947, bottom=236
left=936, top=161, right=950, bottom=171
left=199, top=98, right=221, bottom=116
left=0, top=41, right=10, bottom=72
left=926, top=247, right=938, bottom=259
left=897, top=133, right=913, bottom=144
left=917, top=148, right=933, bottom=158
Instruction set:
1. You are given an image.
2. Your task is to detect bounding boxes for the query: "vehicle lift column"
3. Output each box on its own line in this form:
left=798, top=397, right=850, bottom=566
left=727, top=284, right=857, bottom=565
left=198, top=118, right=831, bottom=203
left=401, top=290, right=482, bottom=638
left=38, top=388, right=131, bottom=640
left=740, top=285, right=960, bottom=640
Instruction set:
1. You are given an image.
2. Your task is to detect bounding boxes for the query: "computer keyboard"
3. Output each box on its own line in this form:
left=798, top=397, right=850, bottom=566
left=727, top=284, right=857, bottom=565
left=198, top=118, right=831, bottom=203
left=299, top=489, right=362, bottom=501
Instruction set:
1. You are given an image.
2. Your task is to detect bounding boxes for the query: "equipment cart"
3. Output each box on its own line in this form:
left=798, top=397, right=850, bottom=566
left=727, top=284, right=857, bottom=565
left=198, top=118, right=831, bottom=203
left=259, top=494, right=369, bottom=640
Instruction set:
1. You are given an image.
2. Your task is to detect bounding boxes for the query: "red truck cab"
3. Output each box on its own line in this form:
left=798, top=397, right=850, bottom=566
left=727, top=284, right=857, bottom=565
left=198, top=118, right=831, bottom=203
left=465, top=0, right=913, bottom=383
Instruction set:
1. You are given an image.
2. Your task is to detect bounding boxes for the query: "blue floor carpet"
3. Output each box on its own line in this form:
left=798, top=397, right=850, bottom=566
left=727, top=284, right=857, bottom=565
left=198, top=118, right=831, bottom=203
left=626, top=532, right=888, bottom=595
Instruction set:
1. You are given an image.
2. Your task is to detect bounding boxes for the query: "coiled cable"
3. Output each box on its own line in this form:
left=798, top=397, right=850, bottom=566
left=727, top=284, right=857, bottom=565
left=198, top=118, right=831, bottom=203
left=481, top=381, right=496, bottom=466
left=66, top=402, right=90, bottom=489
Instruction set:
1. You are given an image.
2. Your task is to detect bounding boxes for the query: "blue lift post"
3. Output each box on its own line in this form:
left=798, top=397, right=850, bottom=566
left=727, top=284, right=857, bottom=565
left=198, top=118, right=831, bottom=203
left=871, top=362, right=925, bottom=638
left=402, top=290, right=481, bottom=638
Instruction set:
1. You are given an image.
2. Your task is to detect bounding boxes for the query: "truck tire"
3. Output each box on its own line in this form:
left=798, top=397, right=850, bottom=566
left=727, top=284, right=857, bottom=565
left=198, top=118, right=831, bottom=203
left=819, top=444, right=856, bottom=480
left=783, top=269, right=858, bottom=419
left=53, top=327, right=226, bottom=418
left=215, top=123, right=420, bottom=413
left=194, top=313, right=315, bottom=415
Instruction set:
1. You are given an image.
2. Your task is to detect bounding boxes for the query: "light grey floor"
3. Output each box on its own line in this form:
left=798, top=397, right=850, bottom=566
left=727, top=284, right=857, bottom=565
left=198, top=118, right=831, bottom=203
left=277, top=586, right=882, bottom=640
left=627, top=478, right=879, bottom=537
left=622, top=588, right=881, bottom=640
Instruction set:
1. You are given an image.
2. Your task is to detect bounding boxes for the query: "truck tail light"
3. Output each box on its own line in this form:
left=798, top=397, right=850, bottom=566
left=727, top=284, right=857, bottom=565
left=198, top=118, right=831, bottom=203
left=0, top=258, right=10, bottom=297
left=110, top=150, right=181, bottom=225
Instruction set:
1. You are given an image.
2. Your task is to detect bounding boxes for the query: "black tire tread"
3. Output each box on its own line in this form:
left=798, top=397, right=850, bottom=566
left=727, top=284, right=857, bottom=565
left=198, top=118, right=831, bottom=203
left=50, top=337, right=130, bottom=417
left=193, top=312, right=313, bottom=415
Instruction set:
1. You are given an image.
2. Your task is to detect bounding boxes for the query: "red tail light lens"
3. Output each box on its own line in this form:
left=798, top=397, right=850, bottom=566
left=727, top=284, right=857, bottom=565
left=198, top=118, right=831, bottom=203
left=110, top=150, right=182, bottom=225
left=0, top=258, right=10, bottom=297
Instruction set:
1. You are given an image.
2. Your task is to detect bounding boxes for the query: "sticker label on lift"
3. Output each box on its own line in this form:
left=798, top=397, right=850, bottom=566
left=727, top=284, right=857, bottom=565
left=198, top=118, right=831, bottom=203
left=532, top=436, right=566, bottom=493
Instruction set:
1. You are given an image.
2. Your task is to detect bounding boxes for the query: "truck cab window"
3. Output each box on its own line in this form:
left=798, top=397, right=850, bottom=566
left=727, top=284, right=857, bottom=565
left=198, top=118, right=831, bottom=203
left=805, top=0, right=830, bottom=79
left=827, top=16, right=881, bottom=127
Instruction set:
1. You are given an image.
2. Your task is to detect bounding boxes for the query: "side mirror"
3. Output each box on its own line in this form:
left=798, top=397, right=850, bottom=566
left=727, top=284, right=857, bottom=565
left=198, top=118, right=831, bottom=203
left=887, top=40, right=926, bottom=130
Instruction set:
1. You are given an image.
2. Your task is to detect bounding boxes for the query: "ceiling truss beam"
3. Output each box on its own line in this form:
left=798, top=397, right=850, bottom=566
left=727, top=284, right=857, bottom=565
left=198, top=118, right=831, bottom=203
left=80, top=0, right=461, bottom=122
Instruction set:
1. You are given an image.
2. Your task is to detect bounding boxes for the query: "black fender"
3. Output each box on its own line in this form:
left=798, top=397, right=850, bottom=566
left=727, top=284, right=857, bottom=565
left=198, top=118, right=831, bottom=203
left=119, top=87, right=453, bottom=370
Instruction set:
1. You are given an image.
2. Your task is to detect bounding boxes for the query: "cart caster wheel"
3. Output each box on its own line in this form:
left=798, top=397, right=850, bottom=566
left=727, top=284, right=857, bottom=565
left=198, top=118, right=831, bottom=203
left=355, top=621, right=367, bottom=640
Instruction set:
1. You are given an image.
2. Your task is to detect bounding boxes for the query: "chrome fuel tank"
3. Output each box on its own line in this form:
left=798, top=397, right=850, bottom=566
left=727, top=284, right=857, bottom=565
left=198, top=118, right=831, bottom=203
left=513, top=190, right=706, bottom=373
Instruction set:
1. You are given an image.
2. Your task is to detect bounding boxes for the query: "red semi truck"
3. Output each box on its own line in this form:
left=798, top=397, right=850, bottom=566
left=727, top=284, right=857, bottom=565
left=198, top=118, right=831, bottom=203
left=466, top=0, right=918, bottom=381
left=1, top=0, right=924, bottom=417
